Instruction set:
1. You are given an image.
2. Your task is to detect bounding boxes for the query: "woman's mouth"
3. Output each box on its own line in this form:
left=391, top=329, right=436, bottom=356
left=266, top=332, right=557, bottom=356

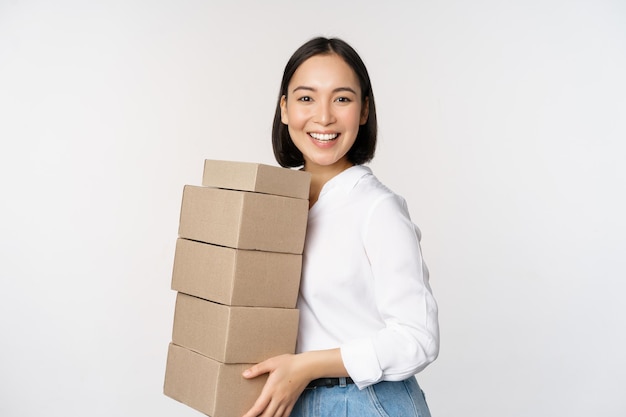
left=309, top=132, right=339, bottom=142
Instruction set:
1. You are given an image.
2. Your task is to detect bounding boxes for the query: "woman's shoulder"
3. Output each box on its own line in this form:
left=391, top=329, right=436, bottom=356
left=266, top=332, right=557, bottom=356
left=353, top=167, right=409, bottom=213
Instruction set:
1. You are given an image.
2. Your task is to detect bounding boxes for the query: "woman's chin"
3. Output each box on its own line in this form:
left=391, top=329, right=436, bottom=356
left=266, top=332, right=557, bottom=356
left=304, top=156, right=352, bottom=171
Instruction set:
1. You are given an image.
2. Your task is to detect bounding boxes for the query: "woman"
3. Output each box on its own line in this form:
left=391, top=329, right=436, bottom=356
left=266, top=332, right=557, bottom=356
left=242, top=37, right=439, bottom=417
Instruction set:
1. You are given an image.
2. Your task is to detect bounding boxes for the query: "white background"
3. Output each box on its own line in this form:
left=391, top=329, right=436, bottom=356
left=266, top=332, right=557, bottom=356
left=1, top=1, right=625, bottom=416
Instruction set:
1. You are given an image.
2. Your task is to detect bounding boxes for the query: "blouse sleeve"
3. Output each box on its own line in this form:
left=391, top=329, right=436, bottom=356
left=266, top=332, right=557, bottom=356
left=340, top=193, right=439, bottom=389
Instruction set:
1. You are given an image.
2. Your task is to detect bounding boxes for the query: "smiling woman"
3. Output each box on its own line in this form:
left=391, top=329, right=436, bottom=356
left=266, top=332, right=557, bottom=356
left=279, top=54, right=369, bottom=194
left=241, top=37, right=439, bottom=417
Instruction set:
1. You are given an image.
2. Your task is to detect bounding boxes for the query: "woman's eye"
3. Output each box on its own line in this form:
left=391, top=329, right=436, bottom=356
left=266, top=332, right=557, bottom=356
left=298, top=96, right=312, bottom=102
left=336, top=97, right=352, bottom=103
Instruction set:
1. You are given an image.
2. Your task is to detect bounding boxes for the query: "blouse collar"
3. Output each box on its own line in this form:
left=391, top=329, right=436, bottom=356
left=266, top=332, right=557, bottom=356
left=318, top=165, right=372, bottom=199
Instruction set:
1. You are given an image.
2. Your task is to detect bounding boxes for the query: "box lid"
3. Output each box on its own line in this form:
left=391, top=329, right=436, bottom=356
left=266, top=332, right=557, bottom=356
left=202, top=159, right=311, bottom=200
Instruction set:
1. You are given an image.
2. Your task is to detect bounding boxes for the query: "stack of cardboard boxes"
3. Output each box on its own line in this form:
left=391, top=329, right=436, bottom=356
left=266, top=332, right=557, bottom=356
left=164, top=160, right=311, bottom=417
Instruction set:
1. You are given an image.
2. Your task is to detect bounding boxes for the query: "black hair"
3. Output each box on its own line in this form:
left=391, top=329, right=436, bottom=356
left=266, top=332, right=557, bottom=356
left=272, top=37, right=377, bottom=167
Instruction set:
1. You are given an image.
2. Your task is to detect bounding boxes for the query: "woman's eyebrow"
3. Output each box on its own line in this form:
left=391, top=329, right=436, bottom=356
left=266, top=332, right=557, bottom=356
left=292, top=86, right=358, bottom=95
left=292, top=86, right=315, bottom=93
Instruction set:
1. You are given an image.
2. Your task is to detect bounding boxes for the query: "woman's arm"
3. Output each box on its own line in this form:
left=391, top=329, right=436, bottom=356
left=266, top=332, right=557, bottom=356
left=341, top=193, right=439, bottom=388
left=241, top=349, right=348, bottom=417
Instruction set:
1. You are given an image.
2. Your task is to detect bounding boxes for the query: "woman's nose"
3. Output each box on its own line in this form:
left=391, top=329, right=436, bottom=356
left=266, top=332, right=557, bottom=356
left=315, top=102, right=336, bottom=125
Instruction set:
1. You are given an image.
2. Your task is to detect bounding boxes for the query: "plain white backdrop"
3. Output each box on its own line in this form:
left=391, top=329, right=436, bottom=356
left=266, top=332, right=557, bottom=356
left=1, top=1, right=625, bottom=416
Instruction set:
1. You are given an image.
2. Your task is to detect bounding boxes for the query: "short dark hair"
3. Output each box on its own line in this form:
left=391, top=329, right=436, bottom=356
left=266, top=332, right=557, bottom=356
left=272, top=37, right=377, bottom=168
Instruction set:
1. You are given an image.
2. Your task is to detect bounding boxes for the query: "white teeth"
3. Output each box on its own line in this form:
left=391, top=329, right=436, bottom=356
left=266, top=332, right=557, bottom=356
left=310, top=133, right=338, bottom=141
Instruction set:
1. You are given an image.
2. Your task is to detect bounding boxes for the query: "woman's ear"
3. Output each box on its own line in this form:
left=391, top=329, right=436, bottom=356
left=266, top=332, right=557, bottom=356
left=280, top=95, right=289, bottom=125
left=360, top=97, right=369, bottom=125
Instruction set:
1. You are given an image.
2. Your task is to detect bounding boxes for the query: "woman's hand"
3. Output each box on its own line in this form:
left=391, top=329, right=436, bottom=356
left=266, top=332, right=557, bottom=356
left=240, top=353, right=310, bottom=417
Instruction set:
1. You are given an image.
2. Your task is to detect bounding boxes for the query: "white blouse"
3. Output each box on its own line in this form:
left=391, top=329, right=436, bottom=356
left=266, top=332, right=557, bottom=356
left=295, top=165, right=439, bottom=389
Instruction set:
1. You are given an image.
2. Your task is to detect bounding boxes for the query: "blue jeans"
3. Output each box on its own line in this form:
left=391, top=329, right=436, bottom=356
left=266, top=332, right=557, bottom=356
left=291, top=377, right=432, bottom=417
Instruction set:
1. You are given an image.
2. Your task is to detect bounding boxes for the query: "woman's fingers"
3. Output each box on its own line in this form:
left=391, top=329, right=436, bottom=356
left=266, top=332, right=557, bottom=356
left=242, top=356, right=279, bottom=379
left=241, top=383, right=287, bottom=417
left=240, top=354, right=305, bottom=417
left=242, top=364, right=263, bottom=379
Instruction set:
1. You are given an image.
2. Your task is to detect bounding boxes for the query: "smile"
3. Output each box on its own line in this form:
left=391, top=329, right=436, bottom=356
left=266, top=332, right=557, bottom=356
left=309, top=132, right=339, bottom=141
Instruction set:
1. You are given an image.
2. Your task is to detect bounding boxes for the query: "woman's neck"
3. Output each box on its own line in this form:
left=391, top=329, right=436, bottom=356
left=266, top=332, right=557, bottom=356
left=304, top=160, right=354, bottom=207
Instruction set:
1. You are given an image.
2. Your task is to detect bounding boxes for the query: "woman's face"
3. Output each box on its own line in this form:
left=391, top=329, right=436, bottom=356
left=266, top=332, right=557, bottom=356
left=280, top=53, right=369, bottom=173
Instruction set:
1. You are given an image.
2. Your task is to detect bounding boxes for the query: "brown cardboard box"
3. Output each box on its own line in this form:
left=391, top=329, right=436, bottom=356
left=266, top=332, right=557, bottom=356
left=172, top=292, right=299, bottom=364
left=164, top=343, right=267, bottom=417
left=202, top=159, right=311, bottom=200
left=171, top=238, right=302, bottom=308
left=178, top=185, right=309, bottom=254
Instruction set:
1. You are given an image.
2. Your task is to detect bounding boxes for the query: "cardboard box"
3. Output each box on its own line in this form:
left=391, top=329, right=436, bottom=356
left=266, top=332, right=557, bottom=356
left=172, top=292, right=299, bottom=364
left=164, top=343, right=267, bottom=417
left=171, top=238, right=302, bottom=308
left=178, top=185, right=309, bottom=254
left=202, top=159, right=311, bottom=200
